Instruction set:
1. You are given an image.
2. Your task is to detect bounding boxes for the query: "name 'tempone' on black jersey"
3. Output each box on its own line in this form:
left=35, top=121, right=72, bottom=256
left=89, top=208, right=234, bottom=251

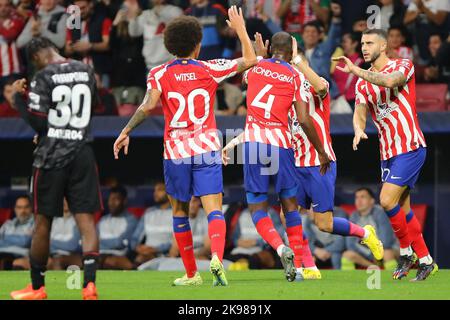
left=26, top=60, right=97, bottom=169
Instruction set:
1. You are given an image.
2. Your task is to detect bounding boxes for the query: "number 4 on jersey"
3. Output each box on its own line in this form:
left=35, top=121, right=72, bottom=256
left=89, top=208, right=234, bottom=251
left=251, top=84, right=275, bottom=119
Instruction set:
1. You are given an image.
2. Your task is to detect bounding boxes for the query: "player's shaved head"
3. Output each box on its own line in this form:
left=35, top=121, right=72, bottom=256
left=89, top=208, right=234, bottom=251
left=164, top=16, right=203, bottom=58
left=270, top=32, right=293, bottom=62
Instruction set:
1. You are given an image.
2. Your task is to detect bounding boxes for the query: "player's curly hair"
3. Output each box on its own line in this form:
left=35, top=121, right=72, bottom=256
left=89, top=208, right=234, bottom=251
left=27, top=37, right=57, bottom=60
left=164, top=16, right=203, bottom=58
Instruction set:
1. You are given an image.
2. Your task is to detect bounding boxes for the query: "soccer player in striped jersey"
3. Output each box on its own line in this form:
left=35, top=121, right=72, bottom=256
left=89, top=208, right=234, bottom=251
left=113, top=7, right=257, bottom=286
left=224, top=35, right=383, bottom=280
left=333, top=28, right=437, bottom=281
left=226, top=31, right=331, bottom=282
left=288, top=40, right=384, bottom=280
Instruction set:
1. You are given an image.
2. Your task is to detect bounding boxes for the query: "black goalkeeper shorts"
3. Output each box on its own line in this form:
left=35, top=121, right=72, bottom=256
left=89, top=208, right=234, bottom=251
left=30, top=144, right=103, bottom=217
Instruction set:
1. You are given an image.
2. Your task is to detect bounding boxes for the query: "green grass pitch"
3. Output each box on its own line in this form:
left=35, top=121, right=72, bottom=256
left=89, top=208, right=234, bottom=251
left=1, top=270, right=449, bottom=300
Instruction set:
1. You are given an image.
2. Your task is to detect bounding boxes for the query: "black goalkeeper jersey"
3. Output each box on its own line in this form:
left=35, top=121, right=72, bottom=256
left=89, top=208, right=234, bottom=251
left=15, top=60, right=97, bottom=169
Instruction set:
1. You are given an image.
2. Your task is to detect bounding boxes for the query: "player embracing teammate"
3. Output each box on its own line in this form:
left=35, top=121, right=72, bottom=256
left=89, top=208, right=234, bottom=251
left=334, top=28, right=438, bottom=281
left=114, top=6, right=257, bottom=286
left=224, top=32, right=384, bottom=281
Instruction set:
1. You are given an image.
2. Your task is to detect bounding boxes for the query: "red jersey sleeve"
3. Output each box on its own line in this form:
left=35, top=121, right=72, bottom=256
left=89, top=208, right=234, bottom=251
left=293, top=71, right=310, bottom=103
left=355, top=78, right=368, bottom=106
left=201, top=59, right=238, bottom=83
left=146, top=65, right=167, bottom=92
left=393, top=59, right=414, bottom=82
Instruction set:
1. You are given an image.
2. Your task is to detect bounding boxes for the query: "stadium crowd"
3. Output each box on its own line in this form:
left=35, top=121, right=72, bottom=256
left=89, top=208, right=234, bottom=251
left=0, top=184, right=400, bottom=271
left=0, top=0, right=449, bottom=118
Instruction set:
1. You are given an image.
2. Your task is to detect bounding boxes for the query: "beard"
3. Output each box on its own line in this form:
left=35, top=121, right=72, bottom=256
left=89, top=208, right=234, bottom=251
left=366, top=51, right=381, bottom=64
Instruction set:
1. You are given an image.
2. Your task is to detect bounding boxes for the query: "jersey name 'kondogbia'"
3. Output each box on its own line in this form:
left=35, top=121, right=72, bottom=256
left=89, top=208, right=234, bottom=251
left=24, top=60, right=97, bottom=169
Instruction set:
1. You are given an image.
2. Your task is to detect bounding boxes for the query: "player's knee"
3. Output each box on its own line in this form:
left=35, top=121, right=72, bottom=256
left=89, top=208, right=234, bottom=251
left=379, top=194, right=397, bottom=210
left=314, top=216, right=333, bottom=233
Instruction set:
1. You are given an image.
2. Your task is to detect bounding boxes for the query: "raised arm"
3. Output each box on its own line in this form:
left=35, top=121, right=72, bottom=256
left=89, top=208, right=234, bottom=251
left=113, top=89, right=161, bottom=159
left=352, top=103, right=368, bottom=151
left=291, top=37, right=328, bottom=98
left=332, top=56, right=407, bottom=88
left=294, top=99, right=330, bottom=175
left=226, top=6, right=258, bottom=73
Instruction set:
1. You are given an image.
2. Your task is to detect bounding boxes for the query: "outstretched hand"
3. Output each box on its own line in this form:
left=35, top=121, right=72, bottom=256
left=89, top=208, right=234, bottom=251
left=254, top=32, right=269, bottom=58
left=12, top=79, right=27, bottom=94
left=226, top=5, right=245, bottom=32
left=332, top=56, right=356, bottom=74
left=113, top=132, right=130, bottom=159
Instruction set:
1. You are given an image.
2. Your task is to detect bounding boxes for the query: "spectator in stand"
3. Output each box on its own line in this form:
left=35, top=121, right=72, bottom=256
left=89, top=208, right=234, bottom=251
left=243, top=1, right=281, bottom=38
left=127, top=0, right=182, bottom=71
left=17, top=0, right=67, bottom=50
left=377, top=0, right=407, bottom=30
left=423, top=32, right=449, bottom=83
left=302, top=207, right=346, bottom=269
left=352, top=16, right=368, bottom=33
left=331, top=32, right=364, bottom=111
left=277, top=0, right=330, bottom=41
left=404, top=0, right=450, bottom=63
left=0, top=77, right=20, bottom=117
left=168, top=196, right=210, bottom=260
left=339, top=0, right=375, bottom=33
left=387, top=26, right=414, bottom=61
left=15, top=0, right=35, bottom=22
left=109, top=6, right=146, bottom=113
left=48, top=199, right=82, bottom=270
left=131, top=182, right=173, bottom=267
left=214, top=80, right=244, bottom=115
left=98, top=186, right=138, bottom=270
left=0, top=195, right=34, bottom=270
left=65, top=0, right=112, bottom=87
left=342, top=188, right=398, bottom=270
left=0, top=0, right=25, bottom=100
left=93, top=72, right=118, bottom=115
left=186, top=0, right=235, bottom=60
left=227, top=207, right=285, bottom=270
left=301, top=2, right=342, bottom=98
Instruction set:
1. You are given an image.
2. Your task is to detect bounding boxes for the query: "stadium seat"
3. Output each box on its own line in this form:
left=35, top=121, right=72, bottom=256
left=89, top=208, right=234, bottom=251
left=128, top=207, right=146, bottom=219
left=415, top=84, right=448, bottom=112
left=0, top=208, right=12, bottom=226
left=411, top=204, right=427, bottom=230
left=339, top=204, right=356, bottom=216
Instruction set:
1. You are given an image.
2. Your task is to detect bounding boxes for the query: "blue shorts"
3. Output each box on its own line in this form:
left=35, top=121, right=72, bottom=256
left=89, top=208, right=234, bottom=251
left=295, top=161, right=337, bottom=213
left=243, top=142, right=297, bottom=195
left=380, top=147, right=426, bottom=189
left=163, top=151, right=223, bottom=202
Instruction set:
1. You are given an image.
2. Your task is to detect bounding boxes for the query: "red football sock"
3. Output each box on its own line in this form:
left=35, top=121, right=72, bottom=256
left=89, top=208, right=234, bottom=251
left=207, top=212, right=226, bottom=261
left=349, top=222, right=366, bottom=238
left=286, top=225, right=303, bottom=269
left=174, top=230, right=197, bottom=278
left=302, top=237, right=316, bottom=269
left=407, top=212, right=430, bottom=259
left=252, top=213, right=284, bottom=251
left=386, top=205, right=411, bottom=249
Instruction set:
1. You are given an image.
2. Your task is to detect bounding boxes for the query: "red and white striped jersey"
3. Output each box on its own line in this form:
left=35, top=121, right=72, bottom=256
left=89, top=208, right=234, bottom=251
left=288, top=78, right=336, bottom=167
left=147, top=58, right=238, bottom=159
left=355, top=58, right=426, bottom=161
left=0, top=14, right=24, bottom=77
left=244, top=58, right=309, bottom=149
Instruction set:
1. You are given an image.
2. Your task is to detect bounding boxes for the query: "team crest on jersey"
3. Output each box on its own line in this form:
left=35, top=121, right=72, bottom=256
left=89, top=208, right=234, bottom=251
left=376, top=103, right=397, bottom=121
